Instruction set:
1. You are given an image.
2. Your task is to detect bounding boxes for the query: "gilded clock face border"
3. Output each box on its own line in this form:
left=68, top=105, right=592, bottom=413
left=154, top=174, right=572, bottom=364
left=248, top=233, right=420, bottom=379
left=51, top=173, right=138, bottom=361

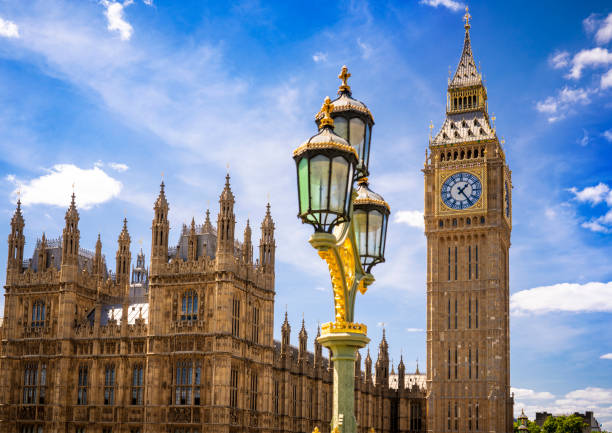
left=503, top=168, right=512, bottom=227
left=435, top=167, right=487, bottom=216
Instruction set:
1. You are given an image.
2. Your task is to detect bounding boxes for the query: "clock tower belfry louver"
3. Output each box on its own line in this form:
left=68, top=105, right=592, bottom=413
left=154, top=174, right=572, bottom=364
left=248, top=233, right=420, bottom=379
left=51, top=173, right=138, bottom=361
left=423, top=9, right=513, bottom=433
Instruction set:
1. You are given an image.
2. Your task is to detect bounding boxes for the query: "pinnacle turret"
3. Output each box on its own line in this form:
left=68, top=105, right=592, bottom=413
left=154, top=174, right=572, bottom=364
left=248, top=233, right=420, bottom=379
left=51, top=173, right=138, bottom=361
left=61, top=193, right=80, bottom=277
left=259, top=203, right=275, bottom=274
left=151, top=181, right=170, bottom=274
left=217, top=174, right=236, bottom=258
left=281, top=311, right=291, bottom=356
left=188, top=217, right=198, bottom=261
left=116, top=218, right=131, bottom=286
left=242, top=219, right=253, bottom=264
left=7, top=198, right=25, bottom=274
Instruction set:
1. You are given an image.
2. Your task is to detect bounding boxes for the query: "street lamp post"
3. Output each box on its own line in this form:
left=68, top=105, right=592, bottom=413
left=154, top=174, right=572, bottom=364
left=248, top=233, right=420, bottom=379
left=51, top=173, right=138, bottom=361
left=293, top=66, right=390, bottom=433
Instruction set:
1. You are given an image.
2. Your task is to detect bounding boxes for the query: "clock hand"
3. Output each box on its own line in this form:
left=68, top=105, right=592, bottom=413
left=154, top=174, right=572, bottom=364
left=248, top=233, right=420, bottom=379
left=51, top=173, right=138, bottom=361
left=460, top=189, right=473, bottom=205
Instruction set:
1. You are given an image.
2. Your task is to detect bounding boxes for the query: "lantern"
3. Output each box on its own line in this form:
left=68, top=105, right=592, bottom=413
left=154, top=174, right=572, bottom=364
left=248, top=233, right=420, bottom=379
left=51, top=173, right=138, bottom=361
left=316, top=66, right=374, bottom=179
left=293, top=97, right=358, bottom=233
left=353, top=178, right=390, bottom=272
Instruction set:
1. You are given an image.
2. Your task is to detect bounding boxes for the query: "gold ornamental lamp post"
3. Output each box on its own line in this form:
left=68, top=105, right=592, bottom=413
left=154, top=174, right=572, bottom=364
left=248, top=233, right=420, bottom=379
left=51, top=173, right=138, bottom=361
left=293, top=67, right=390, bottom=433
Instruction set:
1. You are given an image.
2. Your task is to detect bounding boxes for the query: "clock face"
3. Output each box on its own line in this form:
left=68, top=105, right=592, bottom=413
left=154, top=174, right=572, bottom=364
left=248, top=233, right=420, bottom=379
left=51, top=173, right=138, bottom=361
left=505, top=181, right=510, bottom=217
left=441, top=172, right=482, bottom=210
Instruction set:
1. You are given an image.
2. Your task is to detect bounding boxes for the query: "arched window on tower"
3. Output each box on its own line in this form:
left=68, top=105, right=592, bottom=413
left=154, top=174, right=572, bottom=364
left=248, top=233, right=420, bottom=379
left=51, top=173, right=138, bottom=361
left=31, top=300, right=46, bottom=327
left=181, top=291, right=198, bottom=321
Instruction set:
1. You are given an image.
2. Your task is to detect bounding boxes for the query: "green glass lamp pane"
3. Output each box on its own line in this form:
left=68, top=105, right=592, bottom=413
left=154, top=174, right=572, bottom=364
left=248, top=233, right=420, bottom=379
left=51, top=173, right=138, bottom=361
left=298, top=158, right=309, bottom=214
left=329, top=156, right=349, bottom=213
left=309, top=155, right=330, bottom=212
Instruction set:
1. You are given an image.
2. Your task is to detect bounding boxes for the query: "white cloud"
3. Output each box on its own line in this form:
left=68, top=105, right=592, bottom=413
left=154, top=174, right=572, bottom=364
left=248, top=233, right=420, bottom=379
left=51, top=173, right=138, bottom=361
left=581, top=220, right=611, bottom=233
left=394, top=210, right=424, bottom=228
left=510, top=281, right=612, bottom=315
left=536, top=97, right=557, bottom=114
left=7, top=164, right=122, bottom=210
left=583, top=13, right=600, bottom=34
left=535, top=87, right=591, bottom=122
left=601, top=69, right=612, bottom=89
left=604, top=129, right=612, bottom=142
left=568, top=47, right=612, bottom=79
left=314, top=287, right=329, bottom=292
left=419, top=0, right=465, bottom=12
left=550, top=51, right=569, bottom=69
left=357, top=38, right=372, bottom=59
left=511, top=387, right=555, bottom=401
left=109, top=162, right=129, bottom=172
left=405, top=328, right=424, bottom=332
left=569, top=182, right=611, bottom=205
left=595, top=12, right=612, bottom=45
left=0, top=17, right=19, bottom=38
left=514, top=387, right=612, bottom=427
left=600, top=353, right=612, bottom=360
left=312, top=52, right=327, bottom=63
left=577, top=129, right=589, bottom=146
left=101, top=0, right=133, bottom=41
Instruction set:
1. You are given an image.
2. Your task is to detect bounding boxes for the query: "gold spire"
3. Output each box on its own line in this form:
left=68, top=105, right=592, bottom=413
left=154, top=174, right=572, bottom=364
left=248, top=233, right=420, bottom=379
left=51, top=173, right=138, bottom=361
left=318, top=96, right=334, bottom=129
left=338, top=65, right=351, bottom=94
left=464, top=6, right=471, bottom=29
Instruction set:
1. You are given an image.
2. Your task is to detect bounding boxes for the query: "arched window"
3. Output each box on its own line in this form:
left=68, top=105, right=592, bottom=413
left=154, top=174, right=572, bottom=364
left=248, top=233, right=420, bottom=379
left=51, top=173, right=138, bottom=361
left=181, top=291, right=198, bottom=321
left=174, top=360, right=201, bottom=405
left=31, top=301, right=46, bottom=327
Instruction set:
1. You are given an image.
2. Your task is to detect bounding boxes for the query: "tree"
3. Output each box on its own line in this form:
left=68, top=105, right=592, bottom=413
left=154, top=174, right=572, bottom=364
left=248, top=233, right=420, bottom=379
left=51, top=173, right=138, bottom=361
left=541, top=415, right=588, bottom=433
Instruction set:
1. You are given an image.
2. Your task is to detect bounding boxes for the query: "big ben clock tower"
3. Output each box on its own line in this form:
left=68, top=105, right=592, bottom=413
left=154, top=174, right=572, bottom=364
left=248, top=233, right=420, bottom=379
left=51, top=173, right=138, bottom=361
left=423, top=9, right=514, bottom=433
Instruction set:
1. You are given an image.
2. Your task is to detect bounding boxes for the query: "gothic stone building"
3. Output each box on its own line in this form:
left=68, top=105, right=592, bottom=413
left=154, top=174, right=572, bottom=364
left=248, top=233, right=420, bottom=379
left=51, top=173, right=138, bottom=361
left=0, top=176, right=426, bottom=433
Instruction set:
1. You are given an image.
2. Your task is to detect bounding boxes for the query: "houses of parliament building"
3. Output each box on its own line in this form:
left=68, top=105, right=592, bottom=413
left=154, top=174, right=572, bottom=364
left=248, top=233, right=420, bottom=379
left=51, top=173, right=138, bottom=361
left=0, top=12, right=512, bottom=433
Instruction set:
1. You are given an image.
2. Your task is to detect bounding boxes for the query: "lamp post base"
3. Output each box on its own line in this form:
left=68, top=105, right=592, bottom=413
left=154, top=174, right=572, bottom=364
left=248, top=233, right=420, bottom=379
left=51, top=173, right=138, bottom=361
left=317, top=331, right=370, bottom=433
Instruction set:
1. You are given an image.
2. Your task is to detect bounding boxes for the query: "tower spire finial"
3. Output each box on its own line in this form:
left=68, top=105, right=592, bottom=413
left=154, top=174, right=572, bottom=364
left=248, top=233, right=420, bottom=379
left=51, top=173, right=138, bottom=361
left=338, top=65, right=351, bottom=95
left=464, top=6, right=471, bottom=29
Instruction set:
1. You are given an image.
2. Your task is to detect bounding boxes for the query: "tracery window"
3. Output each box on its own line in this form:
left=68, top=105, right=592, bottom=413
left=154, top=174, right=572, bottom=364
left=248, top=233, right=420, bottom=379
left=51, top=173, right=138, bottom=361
left=31, top=300, right=46, bottom=327
left=249, top=372, right=258, bottom=411
left=181, top=291, right=198, bottom=321
left=230, top=368, right=239, bottom=408
left=20, top=426, right=42, bottom=433
left=251, top=306, right=259, bottom=344
left=22, top=363, right=40, bottom=404
left=131, top=364, right=144, bottom=405
left=273, top=380, right=279, bottom=414
left=174, top=360, right=201, bottom=405
left=231, top=298, right=240, bottom=338
left=77, top=365, right=88, bottom=405
left=104, top=365, right=116, bottom=405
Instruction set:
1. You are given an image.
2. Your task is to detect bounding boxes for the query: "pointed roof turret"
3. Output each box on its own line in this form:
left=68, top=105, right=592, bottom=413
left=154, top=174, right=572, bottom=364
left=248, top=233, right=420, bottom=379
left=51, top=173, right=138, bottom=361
left=220, top=173, right=234, bottom=202
left=262, top=203, right=274, bottom=230
left=415, top=358, right=421, bottom=375
left=190, top=217, right=196, bottom=234
left=449, top=7, right=482, bottom=89
left=11, top=198, right=24, bottom=227
left=202, top=209, right=213, bottom=233
left=155, top=181, right=168, bottom=208
left=119, top=217, right=130, bottom=242
left=65, top=192, right=79, bottom=221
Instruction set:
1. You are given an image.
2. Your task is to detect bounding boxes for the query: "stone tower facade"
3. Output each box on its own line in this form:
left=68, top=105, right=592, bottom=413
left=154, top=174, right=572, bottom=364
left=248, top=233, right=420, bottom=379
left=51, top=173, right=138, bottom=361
left=0, top=176, right=426, bottom=433
left=423, top=12, right=513, bottom=433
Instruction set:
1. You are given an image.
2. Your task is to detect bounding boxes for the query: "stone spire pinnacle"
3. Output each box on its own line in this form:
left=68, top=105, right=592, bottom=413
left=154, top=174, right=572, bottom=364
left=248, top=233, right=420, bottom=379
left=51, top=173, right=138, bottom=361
left=450, top=7, right=481, bottom=89
left=242, top=219, right=253, bottom=264
left=93, top=233, right=103, bottom=277
left=202, top=209, right=213, bottom=233
left=188, top=217, right=198, bottom=262
left=151, top=181, right=169, bottom=274
left=259, top=203, right=275, bottom=274
left=281, top=310, right=291, bottom=356
left=116, top=218, right=131, bottom=286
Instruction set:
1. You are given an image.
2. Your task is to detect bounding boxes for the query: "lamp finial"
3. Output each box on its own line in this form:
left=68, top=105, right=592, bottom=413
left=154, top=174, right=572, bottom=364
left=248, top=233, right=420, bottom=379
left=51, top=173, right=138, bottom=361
left=319, top=96, right=334, bottom=129
left=338, top=65, right=351, bottom=94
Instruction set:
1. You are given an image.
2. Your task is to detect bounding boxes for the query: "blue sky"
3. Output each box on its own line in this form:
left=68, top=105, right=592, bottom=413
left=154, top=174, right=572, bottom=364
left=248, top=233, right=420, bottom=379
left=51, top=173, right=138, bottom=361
left=1, top=0, right=611, bottom=426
